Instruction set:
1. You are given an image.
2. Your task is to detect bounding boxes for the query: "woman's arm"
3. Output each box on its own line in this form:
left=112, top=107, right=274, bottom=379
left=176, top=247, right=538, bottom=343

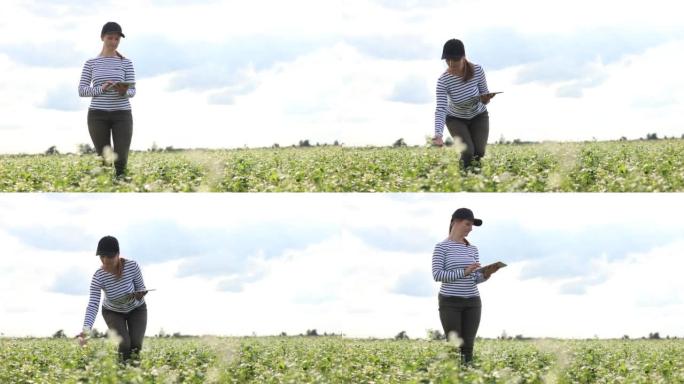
left=434, top=77, right=448, bottom=138
left=476, top=65, right=489, bottom=96
left=82, top=274, right=102, bottom=333
left=78, top=60, right=105, bottom=97
left=472, top=247, right=488, bottom=284
left=123, top=59, right=136, bottom=98
left=432, top=244, right=467, bottom=282
left=132, top=260, right=146, bottom=292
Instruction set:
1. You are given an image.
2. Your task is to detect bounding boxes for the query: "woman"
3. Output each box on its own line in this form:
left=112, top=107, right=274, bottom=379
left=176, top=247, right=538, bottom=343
left=432, top=39, right=495, bottom=169
left=431, top=208, right=501, bottom=364
left=78, top=236, right=148, bottom=363
left=78, top=22, right=136, bottom=177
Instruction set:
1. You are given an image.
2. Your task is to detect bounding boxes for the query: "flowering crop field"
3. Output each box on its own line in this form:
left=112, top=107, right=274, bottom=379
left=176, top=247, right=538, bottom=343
left=1, top=337, right=683, bottom=383
left=1, top=140, right=683, bottom=192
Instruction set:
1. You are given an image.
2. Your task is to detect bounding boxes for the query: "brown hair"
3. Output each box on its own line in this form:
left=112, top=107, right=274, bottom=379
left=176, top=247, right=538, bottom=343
left=115, top=258, right=126, bottom=279
left=462, top=59, right=475, bottom=83
left=448, top=58, right=475, bottom=83
left=102, top=257, right=126, bottom=279
left=448, top=220, right=470, bottom=245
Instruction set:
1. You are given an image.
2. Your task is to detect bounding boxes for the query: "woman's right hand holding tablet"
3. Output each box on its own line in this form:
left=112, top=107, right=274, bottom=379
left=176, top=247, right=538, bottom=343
left=101, top=81, right=115, bottom=91
left=482, top=264, right=503, bottom=279
left=464, top=262, right=481, bottom=276
left=114, top=83, right=129, bottom=96
left=480, top=93, right=496, bottom=104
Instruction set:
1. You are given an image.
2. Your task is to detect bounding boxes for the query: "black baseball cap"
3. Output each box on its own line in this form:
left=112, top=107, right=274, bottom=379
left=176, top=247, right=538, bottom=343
left=96, top=236, right=120, bottom=257
left=101, top=22, right=125, bottom=38
left=451, top=208, right=482, bottom=226
left=441, top=39, right=465, bottom=60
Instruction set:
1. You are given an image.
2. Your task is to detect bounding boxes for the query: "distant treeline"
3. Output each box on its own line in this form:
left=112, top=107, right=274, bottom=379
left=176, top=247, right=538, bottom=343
left=30, top=132, right=684, bottom=156
left=28, top=329, right=679, bottom=341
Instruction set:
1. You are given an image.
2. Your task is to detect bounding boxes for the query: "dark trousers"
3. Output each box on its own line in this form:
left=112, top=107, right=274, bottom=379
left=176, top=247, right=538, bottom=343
left=438, top=294, right=482, bottom=364
left=102, top=303, right=147, bottom=362
left=446, top=111, right=489, bottom=168
left=87, top=109, right=133, bottom=176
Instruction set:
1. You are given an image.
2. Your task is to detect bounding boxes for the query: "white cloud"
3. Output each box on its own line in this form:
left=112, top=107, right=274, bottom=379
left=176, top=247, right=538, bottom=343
left=1, top=1, right=683, bottom=153
left=1, top=194, right=683, bottom=338
left=480, top=241, right=684, bottom=338
left=387, top=75, right=432, bottom=104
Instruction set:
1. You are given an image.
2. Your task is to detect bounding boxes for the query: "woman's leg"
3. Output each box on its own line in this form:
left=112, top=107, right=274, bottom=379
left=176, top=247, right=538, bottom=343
left=438, top=295, right=466, bottom=344
left=87, top=110, right=112, bottom=160
left=111, top=110, right=133, bottom=176
left=439, top=307, right=463, bottom=342
left=468, top=112, right=490, bottom=164
left=460, top=298, right=482, bottom=364
left=446, top=117, right=476, bottom=168
left=126, top=303, right=147, bottom=360
left=101, top=307, right=131, bottom=361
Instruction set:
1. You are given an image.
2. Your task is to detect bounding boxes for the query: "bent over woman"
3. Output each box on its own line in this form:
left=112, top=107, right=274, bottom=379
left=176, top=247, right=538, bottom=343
left=78, top=236, right=148, bottom=362
left=433, top=39, right=496, bottom=169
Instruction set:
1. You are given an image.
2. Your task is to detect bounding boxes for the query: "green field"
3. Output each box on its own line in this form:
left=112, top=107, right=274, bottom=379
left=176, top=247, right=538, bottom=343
left=1, top=337, right=683, bottom=383
left=1, top=140, right=684, bottom=192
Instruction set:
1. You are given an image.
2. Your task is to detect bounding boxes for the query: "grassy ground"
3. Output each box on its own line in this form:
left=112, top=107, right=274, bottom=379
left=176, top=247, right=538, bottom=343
left=2, top=140, right=683, bottom=192
left=1, top=337, right=683, bottom=383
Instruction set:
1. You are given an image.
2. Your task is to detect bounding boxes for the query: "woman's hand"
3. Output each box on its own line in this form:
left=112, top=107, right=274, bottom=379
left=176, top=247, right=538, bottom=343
left=114, top=83, right=129, bottom=96
left=482, top=264, right=503, bottom=279
left=128, top=291, right=147, bottom=300
left=101, top=81, right=115, bottom=91
left=432, top=136, right=444, bottom=147
left=76, top=332, right=88, bottom=347
left=464, top=262, right=481, bottom=276
left=480, top=93, right=496, bottom=105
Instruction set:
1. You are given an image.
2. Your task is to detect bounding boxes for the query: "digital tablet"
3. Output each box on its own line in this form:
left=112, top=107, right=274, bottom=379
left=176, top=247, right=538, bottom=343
left=134, top=289, right=155, bottom=293
left=113, top=81, right=136, bottom=87
left=476, top=261, right=507, bottom=273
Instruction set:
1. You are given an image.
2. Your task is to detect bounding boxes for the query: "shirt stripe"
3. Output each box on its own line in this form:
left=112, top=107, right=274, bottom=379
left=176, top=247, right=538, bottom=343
left=83, top=259, right=146, bottom=330
left=434, top=63, right=489, bottom=137
left=432, top=239, right=486, bottom=297
left=78, top=55, right=136, bottom=111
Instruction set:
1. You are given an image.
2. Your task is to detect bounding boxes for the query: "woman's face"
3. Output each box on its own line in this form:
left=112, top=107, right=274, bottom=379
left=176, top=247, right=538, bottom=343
left=447, top=57, right=465, bottom=71
left=101, top=33, right=121, bottom=50
left=451, top=219, right=474, bottom=237
left=100, top=254, right=119, bottom=270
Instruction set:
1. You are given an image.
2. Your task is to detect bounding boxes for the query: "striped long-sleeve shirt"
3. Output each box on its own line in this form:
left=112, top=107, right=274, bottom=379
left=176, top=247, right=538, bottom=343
left=83, top=259, right=146, bottom=331
left=434, top=63, right=489, bottom=137
left=432, top=239, right=486, bottom=297
left=78, top=55, right=136, bottom=111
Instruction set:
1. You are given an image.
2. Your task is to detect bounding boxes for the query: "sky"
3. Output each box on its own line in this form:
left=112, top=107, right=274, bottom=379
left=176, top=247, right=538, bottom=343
left=1, top=193, right=682, bottom=339
left=1, top=0, right=683, bottom=154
